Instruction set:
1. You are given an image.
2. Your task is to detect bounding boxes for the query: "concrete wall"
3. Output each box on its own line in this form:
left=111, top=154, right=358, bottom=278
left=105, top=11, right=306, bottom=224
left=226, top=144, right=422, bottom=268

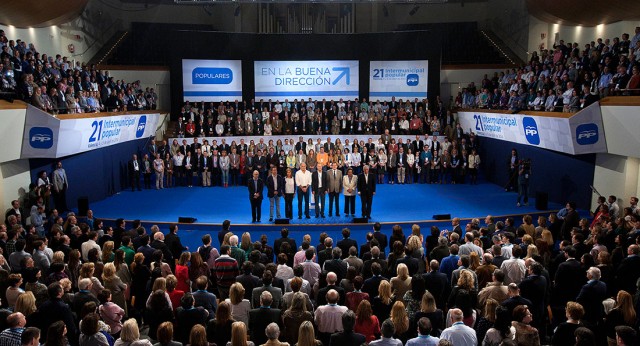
left=592, top=153, right=640, bottom=214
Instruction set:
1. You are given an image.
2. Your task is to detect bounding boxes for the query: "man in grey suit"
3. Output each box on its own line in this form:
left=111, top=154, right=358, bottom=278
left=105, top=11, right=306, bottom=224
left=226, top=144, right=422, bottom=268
left=342, top=168, right=358, bottom=217
left=52, top=161, right=69, bottom=212
left=251, top=271, right=282, bottom=308
left=326, top=162, right=343, bottom=217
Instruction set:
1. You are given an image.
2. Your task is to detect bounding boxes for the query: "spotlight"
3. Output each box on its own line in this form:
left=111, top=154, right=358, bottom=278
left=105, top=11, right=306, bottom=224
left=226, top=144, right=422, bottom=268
left=409, top=5, right=419, bottom=16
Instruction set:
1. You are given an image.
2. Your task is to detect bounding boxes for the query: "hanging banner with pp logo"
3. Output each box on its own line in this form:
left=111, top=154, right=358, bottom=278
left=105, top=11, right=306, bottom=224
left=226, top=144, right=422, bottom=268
left=369, top=60, right=428, bottom=101
left=254, top=60, right=359, bottom=100
left=182, top=59, right=243, bottom=102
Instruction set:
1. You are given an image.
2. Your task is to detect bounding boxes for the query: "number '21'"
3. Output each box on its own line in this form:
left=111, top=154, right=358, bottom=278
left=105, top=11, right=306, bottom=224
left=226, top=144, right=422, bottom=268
left=373, top=69, right=384, bottom=78
left=89, top=120, right=103, bottom=143
left=473, top=115, right=484, bottom=132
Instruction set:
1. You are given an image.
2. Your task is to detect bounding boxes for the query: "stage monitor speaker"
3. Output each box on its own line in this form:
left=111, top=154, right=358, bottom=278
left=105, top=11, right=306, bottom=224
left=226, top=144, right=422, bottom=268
left=275, top=218, right=289, bottom=224
left=78, top=197, right=89, bottom=216
left=178, top=216, right=197, bottom=223
left=433, top=214, right=451, bottom=220
left=353, top=217, right=368, bottom=223
left=535, top=192, right=548, bottom=210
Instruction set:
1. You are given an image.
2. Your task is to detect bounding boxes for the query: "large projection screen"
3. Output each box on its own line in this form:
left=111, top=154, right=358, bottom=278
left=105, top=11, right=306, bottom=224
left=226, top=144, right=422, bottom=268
left=369, top=60, right=429, bottom=101
left=182, top=59, right=243, bottom=102
left=254, top=60, right=359, bottom=100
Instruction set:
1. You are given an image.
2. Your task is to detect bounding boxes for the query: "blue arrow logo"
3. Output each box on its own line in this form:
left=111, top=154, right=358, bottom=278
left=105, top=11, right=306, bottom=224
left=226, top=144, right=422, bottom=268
left=332, top=67, right=350, bottom=85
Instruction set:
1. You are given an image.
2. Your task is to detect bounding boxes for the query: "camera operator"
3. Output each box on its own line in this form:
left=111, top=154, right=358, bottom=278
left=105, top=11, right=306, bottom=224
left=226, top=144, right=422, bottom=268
left=516, top=159, right=531, bottom=207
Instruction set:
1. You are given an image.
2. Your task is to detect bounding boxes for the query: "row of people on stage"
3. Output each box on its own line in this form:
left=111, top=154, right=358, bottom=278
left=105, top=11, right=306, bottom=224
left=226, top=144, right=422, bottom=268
left=248, top=163, right=376, bottom=222
left=133, top=133, right=482, bottom=190
left=177, top=112, right=456, bottom=138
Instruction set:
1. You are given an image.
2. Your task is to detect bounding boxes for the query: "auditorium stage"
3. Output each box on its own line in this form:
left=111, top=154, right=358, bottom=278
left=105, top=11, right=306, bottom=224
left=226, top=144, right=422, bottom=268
left=90, top=181, right=562, bottom=249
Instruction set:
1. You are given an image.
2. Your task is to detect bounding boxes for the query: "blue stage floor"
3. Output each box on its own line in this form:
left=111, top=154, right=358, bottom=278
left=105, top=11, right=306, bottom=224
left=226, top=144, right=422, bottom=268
left=91, top=181, right=562, bottom=225
left=89, top=181, right=563, bottom=250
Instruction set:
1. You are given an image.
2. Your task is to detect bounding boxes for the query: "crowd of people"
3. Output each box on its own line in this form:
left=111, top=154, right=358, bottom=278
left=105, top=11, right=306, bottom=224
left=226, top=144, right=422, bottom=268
left=0, top=30, right=158, bottom=114
left=138, top=132, right=481, bottom=192
left=456, top=27, right=640, bottom=112
left=1, top=198, right=640, bottom=346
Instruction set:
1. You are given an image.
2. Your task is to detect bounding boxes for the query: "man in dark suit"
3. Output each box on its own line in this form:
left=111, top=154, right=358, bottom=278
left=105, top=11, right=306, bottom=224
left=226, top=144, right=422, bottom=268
left=217, top=220, right=231, bottom=247
left=357, top=165, right=376, bottom=219
left=396, top=247, right=420, bottom=276
left=273, top=228, right=297, bottom=265
left=266, top=167, right=285, bottom=222
left=165, top=224, right=187, bottom=260
left=362, top=247, right=388, bottom=279
left=312, top=163, right=329, bottom=218
left=501, top=283, right=532, bottom=318
left=552, top=246, right=585, bottom=318
left=371, top=222, right=388, bottom=255
left=128, top=154, right=141, bottom=191
left=248, top=170, right=264, bottom=223
left=615, top=244, right=640, bottom=295
left=561, top=202, right=580, bottom=240
left=249, top=291, right=282, bottom=346
left=236, top=262, right=260, bottom=300
left=576, top=266, right=608, bottom=326
left=151, top=231, right=174, bottom=264
left=295, top=136, right=307, bottom=154
left=323, top=248, right=349, bottom=283
left=423, top=260, right=450, bottom=310
left=337, top=228, right=357, bottom=259
left=37, top=283, right=77, bottom=343
left=329, top=310, right=366, bottom=346
left=518, top=262, right=547, bottom=332
left=316, top=271, right=346, bottom=306
left=362, top=262, right=388, bottom=298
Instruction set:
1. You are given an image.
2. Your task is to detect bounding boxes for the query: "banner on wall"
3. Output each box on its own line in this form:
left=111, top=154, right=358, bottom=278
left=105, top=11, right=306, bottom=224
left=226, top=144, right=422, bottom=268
left=254, top=60, right=359, bottom=100
left=21, top=105, right=161, bottom=158
left=369, top=60, right=429, bottom=102
left=182, top=59, right=243, bottom=102
left=457, top=103, right=606, bottom=155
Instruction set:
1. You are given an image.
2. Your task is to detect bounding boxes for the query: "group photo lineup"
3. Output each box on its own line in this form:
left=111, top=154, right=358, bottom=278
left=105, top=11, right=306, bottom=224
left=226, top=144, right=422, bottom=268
left=1, top=1, right=640, bottom=346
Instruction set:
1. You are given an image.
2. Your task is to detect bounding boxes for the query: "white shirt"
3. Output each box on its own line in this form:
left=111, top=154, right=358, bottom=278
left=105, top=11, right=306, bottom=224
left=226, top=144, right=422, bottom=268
left=314, top=304, right=348, bottom=333
left=81, top=239, right=102, bottom=261
left=295, top=169, right=312, bottom=187
left=285, top=177, right=296, bottom=194
left=440, top=322, right=477, bottom=345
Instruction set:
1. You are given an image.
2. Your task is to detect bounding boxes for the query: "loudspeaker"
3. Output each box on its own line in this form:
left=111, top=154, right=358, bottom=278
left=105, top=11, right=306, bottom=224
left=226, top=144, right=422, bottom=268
left=178, top=216, right=197, bottom=223
left=78, top=197, right=89, bottom=216
left=353, top=217, right=368, bottom=223
left=275, top=218, right=289, bottom=224
left=535, top=192, right=548, bottom=210
left=433, top=214, right=451, bottom=220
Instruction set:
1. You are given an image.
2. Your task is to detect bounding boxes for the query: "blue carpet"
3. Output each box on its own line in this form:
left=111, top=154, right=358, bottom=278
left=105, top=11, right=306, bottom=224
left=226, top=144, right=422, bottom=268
left=90, top=181, right=563, bottom=250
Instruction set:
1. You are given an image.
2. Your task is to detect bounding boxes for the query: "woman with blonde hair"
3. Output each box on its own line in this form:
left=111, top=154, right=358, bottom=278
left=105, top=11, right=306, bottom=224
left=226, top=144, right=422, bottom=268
left=412, top=291, right=443, bottom=337
left=80, top=262, right=105, bottom=297
left=153, top=322, right=181, bottom=346
left=390, top=263, right=412, bottom=303
left=468, top=252, right=481, bottom=271
left=227, top=322, right=254, bottom=346
left=296, top=321, right=321, bottom=346
left=282, top=292, right=313, bottom=344
left=103, top=262, right=128, bottom=315
left=240, top=233, right=252, bottom=253
left=525, top=244, right=539, bottom=259
left=475, top=298, right=499, bottom=343
left=354, top=300, right=380, bottom=343
left=189, top=324, right=213, bottom=346
left=447, top=270, right=477, bottom=327
left=406, top=235, right=425, bottom=273
left=605, top=290, right=636, bottom=345
left=15, top=291, right=37, bottom=322
left=372, top=280, right=395, bottom=320
left=225, top=282, right=251, bottom=326
left=390, top=301, right=410, bottom=343
left=115, top=318, right=153, bottom=346
left=102, top=241, right=115, bottom=263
